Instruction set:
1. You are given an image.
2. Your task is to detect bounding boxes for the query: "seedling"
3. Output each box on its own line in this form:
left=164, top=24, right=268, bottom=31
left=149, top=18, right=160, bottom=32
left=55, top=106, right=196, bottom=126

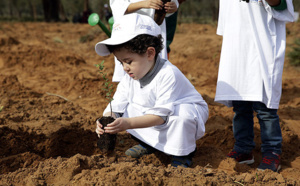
left=95, top=60, right=114, bottom=116
left=95, top=60, right=116, bottom=154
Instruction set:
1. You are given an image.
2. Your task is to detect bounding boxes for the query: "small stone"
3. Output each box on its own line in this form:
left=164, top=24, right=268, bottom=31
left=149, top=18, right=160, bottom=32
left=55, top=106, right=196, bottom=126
left=276, top=174, right=285, bottom=183
left=244, top=173, right=254, bottom=183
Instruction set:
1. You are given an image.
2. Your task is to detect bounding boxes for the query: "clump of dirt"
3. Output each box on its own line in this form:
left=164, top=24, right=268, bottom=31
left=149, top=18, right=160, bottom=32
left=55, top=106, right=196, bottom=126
left=0, top=21, right=300, bottom=185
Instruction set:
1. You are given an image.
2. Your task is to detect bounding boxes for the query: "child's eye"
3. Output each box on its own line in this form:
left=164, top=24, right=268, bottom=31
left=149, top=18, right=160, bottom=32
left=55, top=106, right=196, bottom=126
left=119, top=60, right=132, bottom=66
left=123, top=61, right=132, bottom=65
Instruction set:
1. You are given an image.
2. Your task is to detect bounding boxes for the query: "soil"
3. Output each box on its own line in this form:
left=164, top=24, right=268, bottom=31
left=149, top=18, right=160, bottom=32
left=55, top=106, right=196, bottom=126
left=0, top=21, right=299, bottom=185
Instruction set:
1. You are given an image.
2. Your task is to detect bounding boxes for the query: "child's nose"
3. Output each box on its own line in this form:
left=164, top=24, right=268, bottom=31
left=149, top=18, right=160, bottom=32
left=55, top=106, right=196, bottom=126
left=123, top=63, right=130, bottom=71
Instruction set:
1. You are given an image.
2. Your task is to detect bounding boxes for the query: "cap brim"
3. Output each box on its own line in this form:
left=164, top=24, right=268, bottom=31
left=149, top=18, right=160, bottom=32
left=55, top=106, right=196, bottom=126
left=95, top=34, right=137, bottom=56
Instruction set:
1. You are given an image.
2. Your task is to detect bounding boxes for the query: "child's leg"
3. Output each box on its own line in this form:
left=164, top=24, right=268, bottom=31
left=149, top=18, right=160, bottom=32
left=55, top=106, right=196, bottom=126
left=171, top=148, right=196, bottom=168
left=125, top=135, right=157, bottom=158
left=131, top=135, right=157, bottom=152
left=232, top=101, right=256, bottom=154
left=253, top=102, right=282, bottom=154
left=253, top=102, right=282, bottom=172
left=126, top=103, right=206, bottom=156
left=127, top=134, right=195, bottom=168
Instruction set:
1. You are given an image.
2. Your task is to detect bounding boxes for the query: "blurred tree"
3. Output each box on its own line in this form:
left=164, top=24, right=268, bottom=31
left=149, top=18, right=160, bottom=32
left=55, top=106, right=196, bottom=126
left=42, top=0, right=68, bottom=22
left=27, top=0, right=37, bottom=21
left=209, top=0, right=219, bottom=21
left=42, top=0, right=60, bottom=22
left=81, top=0, right=91, bottom=23
left=0, top=0, right=298, bottom=23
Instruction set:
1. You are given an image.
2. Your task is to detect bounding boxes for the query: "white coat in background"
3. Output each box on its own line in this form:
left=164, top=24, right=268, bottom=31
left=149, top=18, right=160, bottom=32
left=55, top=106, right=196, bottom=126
left=215, top=0, right=294, bottom=109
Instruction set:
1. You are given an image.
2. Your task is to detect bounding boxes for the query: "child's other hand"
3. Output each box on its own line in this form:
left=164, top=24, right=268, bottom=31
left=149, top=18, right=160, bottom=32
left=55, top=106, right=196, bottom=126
left=165, top=2, right=178, bottom=13
left=104, top=118, right=130, bottom=134
left=95, top=120, right=104, bottom=138
left=144, top=0, right=163, bottom=10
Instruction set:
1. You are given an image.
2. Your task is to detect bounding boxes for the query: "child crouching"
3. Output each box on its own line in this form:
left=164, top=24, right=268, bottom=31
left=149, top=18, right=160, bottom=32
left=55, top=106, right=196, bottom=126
left=95, top=13, right=208, bottom=167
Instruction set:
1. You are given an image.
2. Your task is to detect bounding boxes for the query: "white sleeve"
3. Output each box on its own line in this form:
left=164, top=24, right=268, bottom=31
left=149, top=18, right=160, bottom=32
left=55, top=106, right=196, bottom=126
left=110, top=0, right=131, bottom=20
left=263, top=0, right=295, bottom=22
left=216, top=0, right=224, bottom=36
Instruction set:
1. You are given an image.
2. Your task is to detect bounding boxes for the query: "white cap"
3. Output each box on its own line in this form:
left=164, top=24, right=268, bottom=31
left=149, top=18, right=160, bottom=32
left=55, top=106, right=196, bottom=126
left=95, top=13, right=161, bottom=56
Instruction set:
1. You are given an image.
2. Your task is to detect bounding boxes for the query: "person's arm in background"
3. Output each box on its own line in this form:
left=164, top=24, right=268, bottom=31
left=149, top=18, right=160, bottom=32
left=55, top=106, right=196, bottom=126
left=265, top=0, right=281, bottom=6
left=126, top=0, right=163, bottom=14
left=165, top=0, right=179, bottom=14
left=265, top=0, right=287, bottom=10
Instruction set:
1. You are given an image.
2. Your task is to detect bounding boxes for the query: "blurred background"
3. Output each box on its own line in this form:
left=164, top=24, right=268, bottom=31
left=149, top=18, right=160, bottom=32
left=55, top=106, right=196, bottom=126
left=0, top=0, right=298, bottom=24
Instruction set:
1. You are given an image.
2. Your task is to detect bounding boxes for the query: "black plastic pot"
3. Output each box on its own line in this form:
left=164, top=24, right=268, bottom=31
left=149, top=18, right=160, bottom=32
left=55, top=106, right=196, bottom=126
left=96, top=116, right=116, bottom=153
left=154, top=0, right=171, bottom=25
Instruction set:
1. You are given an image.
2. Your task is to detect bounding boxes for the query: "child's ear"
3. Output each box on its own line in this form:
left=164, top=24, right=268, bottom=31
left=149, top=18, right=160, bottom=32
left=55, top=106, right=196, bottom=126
left=146, top=47, right=156, bottom=60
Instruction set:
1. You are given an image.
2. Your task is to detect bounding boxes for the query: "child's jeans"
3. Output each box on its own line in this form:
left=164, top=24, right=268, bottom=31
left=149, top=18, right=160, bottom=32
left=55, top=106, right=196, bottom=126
left=232, top=101, right=282, bottom=155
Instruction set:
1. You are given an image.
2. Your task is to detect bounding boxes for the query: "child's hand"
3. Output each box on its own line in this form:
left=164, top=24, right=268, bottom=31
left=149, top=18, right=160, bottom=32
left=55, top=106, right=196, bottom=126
left=95, top=119, right=104, bottom=138
left=144, top=0, right=164, bottom=10
left=104, top=118, right=131, bottom=134
left=164, top=2, right=178, bottom=13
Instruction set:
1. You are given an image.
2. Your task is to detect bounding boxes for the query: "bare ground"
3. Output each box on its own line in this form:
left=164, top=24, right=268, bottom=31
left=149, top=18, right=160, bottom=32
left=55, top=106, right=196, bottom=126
left=0, top=21, right=299, bottom=185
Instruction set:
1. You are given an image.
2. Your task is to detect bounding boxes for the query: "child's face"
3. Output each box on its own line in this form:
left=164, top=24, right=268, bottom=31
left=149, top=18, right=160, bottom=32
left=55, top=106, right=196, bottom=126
left=114, top=47, right=156, bottom=80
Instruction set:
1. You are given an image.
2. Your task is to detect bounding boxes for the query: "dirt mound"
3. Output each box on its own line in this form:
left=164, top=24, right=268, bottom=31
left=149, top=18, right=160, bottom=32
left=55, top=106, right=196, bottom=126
left=0, top=21, right=300, bottom=185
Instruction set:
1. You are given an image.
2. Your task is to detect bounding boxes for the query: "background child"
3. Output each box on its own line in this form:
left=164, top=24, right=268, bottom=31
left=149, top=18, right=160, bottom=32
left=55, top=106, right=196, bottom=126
left=109, top=0, right=179, bottom=82
left=165, top=0, right=186, bottom=58
left=95, top=13, right=208, bottom=167
left=215, top=0, right=294, bottom=172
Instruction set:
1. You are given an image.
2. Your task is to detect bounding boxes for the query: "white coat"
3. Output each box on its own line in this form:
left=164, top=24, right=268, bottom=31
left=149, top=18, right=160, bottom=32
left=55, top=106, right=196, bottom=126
left=215, top=0, right=294, bottom=109
left=103, top=60, right=208, bottom=156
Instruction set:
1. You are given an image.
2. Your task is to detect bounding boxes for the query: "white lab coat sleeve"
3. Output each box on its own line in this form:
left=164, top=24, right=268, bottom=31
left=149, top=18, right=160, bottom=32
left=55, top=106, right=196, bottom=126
left=216, top=0, right=225, bottom=36
left=263, top=0, right=295, bottom=22
left=103, top=76, right=129, bottom=115
left=110, top=0, right=131, bottom=20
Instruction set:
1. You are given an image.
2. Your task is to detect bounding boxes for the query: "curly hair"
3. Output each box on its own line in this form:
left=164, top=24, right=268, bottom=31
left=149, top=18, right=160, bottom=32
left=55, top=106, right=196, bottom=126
left=106, top=34, right=163, bottom=58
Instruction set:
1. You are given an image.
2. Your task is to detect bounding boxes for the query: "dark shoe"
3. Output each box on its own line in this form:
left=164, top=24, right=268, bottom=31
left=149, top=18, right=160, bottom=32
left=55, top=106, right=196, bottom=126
left=257, top=152, right=281, bottom=172
left=171, top=156, right=193, bottom=168
left=171, top=149, right=196, bottom=168
left=227, top=150, right=254, bottom=164
left=125, top=144, right=156, bottom=158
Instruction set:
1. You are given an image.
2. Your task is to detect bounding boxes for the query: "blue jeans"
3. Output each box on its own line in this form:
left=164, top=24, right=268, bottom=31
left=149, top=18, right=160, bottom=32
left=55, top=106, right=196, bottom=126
left=232, top=101, right=282, bottom=154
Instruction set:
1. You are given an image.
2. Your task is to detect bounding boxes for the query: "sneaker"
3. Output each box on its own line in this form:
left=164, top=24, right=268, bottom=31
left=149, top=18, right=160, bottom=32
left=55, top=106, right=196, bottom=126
left=257, top=152, right=281, bottom=172
left=171, top=149, right=196, bottom=168
left=227, top=150, right=255, bottom=164
left=125, top=144, right=156, bottom=158
left=171, top=156, right=192, bottom=168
